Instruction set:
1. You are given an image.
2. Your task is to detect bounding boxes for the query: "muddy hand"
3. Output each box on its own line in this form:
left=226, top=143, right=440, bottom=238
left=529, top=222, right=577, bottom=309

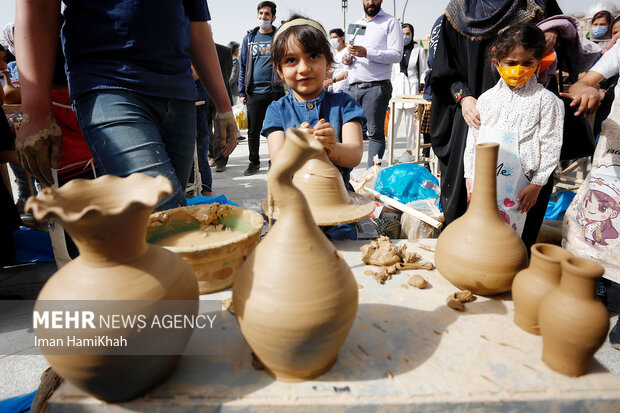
left=15, top=114, right=62, bottom=187
left=215, top=111, right=238, bottom=156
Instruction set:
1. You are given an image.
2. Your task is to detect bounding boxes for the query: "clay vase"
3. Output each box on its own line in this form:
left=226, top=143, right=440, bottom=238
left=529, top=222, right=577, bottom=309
left=435, top=143, right=528, bottom=295
left=3, top=71, right=20, bottom=104
left=26, top=173, right=199, bottom=401
left=539, top=256, right=609, bottom=376
left=233, top=127, right=359, bottom=381
left=512, top=244, right=573, bottom=335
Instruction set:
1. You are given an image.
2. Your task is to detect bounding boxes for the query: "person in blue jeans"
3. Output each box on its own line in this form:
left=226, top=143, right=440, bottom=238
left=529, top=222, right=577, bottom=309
left=14, top=0, right=237, bottom=211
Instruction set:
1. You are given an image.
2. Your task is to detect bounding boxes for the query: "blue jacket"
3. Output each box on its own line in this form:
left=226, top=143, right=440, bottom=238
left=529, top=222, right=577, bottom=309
left=238, top=26, right=284, bottom=98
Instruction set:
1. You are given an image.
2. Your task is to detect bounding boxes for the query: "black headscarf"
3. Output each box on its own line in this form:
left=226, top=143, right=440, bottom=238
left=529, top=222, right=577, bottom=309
left=445, top=0, right=551, bottom=40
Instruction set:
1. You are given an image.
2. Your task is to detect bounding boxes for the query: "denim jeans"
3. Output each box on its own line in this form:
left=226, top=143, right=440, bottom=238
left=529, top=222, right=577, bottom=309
left=74, top=90, right=196, bottom=211
left=346, top=81, right=392, bottom=167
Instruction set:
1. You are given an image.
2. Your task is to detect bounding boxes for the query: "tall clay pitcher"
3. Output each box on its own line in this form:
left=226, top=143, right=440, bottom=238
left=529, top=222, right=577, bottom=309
left=233, top=128, right=358, bottom=381
left=435, top=143, right=528, bottom=295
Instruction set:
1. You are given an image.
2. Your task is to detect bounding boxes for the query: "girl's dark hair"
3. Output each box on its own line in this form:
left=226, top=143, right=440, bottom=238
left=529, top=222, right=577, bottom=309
left=613, top=15, right=620, bottom=27
left=271, top=14, right=333, bottom=69
left=592, top=10, right=613, bottom=26
left=490, top=22, right=547, bottom=61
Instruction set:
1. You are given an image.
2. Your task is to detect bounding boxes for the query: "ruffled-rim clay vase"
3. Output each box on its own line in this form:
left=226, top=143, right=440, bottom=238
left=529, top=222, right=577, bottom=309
left=435, top=143, right=528, bottom=295
left=512, top=244, right=573, bottom=335
left=233, top=128, right=359, bottom=381
left=262, top=145, right=374, bottom=225
left=26, top=173, right=199, bottom=401
left=539, top=256, right=609, bottom=377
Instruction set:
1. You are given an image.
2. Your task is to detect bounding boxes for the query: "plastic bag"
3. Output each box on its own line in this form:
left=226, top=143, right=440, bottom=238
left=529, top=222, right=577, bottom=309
left=400, top=199, right=444, bottom=240
left=350, top=155, right=383, bottom=198
left=233, top=103, right=248, bottom=130
left=544, top=190, right=576, bottom=221
left=374, top=163, right=440, bottom=205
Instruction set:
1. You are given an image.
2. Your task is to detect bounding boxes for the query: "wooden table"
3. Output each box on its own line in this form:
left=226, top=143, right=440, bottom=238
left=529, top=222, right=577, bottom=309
left=48, top=240, right=620, bottom=412
left=387, top=95, right=438, bottom=177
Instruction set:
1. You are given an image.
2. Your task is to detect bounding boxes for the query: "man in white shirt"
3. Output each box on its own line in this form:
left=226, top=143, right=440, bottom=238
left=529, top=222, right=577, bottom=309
left=344, top=0, right=403, bottom=167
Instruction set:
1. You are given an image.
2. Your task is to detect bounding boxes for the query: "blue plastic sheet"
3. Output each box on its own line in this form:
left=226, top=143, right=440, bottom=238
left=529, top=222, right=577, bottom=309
left=544, top=190, right=576, bottom=221
left=0, top=389, right=36, bottom=413
left=187, top=194, right=238, bottom=206
left=12, top=227, right=55, bottom=263
left=374, top=164, right=440, bottom=206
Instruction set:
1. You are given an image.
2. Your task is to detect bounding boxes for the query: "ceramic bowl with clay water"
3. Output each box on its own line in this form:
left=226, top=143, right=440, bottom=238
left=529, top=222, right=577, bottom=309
left=147, top=204, right=264, bottom=294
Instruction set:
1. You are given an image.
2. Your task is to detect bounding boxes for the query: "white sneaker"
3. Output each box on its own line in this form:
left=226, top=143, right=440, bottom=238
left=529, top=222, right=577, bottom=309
left=398, top=151, right=415, bottom=163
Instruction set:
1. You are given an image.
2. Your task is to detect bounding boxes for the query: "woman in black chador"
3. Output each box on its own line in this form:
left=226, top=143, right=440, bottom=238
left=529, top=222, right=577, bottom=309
left=429, top=0, right=562, bottom=227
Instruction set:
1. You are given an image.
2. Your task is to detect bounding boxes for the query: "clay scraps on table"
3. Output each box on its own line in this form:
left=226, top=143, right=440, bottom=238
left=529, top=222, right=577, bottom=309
left=360, top=236, right=433, bottom=284
left=222, top=298, right=235, bottom=314
left=446, top=290, right=477, bottom=312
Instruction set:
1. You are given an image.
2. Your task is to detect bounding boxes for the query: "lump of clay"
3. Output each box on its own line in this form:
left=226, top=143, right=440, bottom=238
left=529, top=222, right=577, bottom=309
left=407, top=274, right=427, bottom=289
left=361, top=236, right=420, bottom=266
left=446, top=290, right=477, bottom=312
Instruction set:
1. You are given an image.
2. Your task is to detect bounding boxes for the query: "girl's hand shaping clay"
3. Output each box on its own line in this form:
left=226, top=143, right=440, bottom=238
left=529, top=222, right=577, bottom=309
left=516, top=183, right=542, bottom=214
left=314, top=119, right=337, bottom=155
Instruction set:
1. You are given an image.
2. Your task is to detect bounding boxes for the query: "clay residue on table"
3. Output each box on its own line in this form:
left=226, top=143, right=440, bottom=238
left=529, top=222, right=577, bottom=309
left=360, top=236, right=433, bottom=284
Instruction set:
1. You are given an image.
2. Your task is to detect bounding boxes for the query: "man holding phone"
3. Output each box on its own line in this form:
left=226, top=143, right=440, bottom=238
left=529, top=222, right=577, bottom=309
left=343, top=0, right=403, bottom=167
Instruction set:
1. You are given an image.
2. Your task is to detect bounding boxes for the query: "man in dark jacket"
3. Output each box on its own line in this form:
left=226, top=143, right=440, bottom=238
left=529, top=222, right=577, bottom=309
left=238, top=1, right=284, bottom=176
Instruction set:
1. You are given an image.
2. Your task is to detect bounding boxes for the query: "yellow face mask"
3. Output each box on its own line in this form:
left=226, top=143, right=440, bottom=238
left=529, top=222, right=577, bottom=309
left=498, top=64, right=538, bottom=87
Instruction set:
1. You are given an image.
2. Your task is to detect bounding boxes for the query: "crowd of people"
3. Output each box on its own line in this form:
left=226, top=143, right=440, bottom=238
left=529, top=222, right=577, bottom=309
left=0, top=0, right=619, bottom=344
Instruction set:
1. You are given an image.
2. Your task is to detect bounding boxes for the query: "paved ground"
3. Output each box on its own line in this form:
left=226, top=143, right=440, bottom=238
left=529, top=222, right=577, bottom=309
left=1, top=130, right=619, bottom=402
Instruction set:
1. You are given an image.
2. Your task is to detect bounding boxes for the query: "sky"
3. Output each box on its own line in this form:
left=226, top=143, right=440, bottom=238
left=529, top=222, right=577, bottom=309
left=0, top=0, right=611, bottom=48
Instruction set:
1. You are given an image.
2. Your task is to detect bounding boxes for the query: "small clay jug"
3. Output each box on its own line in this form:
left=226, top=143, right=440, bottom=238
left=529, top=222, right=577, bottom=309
left=26, top=173, right=199, bottom=401
left=3, top=71, right=20, bottom=104
left=512, top=244, right=573, bottom=335
left=435, top=143, right=528, bottom=295
left=539, top=256, right=609, bottom=377
left=233, top=128, right=358, bottom=381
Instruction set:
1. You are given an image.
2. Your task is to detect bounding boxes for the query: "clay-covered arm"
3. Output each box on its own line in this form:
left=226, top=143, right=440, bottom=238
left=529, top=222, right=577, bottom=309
left=14, top=0, right=63, bottom=186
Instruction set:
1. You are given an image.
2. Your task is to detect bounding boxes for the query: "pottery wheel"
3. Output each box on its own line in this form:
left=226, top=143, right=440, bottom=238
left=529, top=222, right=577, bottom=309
left=261, top=191, right=374, bottom=226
